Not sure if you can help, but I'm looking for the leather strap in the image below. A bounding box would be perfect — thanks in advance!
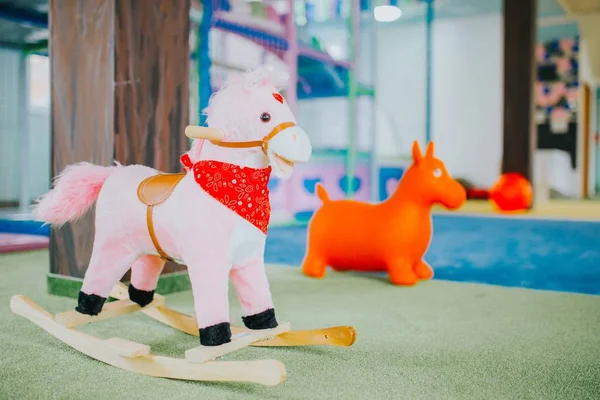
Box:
[210,121,295,154]
[146,205,173,262]
[137,172,186,262]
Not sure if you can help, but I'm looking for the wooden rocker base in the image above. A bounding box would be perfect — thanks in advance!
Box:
[10,283,357,386]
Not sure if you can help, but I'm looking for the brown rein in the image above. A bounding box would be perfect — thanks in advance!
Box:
[209,121,295,155]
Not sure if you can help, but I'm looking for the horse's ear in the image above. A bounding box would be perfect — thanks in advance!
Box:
[244,67,272,91]
[412,140,422,163]
[425,141,435,159]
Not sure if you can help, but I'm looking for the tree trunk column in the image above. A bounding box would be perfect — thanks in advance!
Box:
[501,0,537,182]
[49,0,190,296]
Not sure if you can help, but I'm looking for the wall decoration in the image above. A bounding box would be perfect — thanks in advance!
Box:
[535,36,579,169]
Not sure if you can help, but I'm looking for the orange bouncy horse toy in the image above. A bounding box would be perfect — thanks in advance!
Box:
[301,141,467,285]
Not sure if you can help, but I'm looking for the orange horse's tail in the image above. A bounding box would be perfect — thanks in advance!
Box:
[315,183,330,203]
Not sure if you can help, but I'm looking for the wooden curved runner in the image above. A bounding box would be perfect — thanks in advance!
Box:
[10,282,356,386]
[10,295,286,385]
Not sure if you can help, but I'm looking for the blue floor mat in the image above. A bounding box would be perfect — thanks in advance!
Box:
[265,215,600,295]
[0,217,48,236]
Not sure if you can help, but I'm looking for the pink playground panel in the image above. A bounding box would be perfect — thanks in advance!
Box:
[269,157,370,219]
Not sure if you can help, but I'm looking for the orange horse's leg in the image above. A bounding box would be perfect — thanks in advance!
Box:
[413,259,434,280]
[301,250,328,279]
[387,258,418,286]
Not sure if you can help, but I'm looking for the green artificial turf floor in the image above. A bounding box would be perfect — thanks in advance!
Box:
[1,250,599,399]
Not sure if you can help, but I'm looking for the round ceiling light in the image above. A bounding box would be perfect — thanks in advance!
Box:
[373,5,403,22]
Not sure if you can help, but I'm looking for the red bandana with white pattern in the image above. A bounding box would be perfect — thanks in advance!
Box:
[180,154,272,234]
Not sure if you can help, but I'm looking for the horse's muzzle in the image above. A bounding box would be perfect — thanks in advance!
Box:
[267,124,312,164]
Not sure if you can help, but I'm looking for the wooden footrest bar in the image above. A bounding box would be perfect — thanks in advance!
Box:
[185,322,292,363]
[55,297,165,328]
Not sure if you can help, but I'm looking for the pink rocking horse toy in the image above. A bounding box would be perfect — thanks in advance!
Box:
[28,68,356,369]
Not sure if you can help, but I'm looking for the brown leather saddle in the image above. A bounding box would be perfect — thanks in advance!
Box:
[137,172,186,262]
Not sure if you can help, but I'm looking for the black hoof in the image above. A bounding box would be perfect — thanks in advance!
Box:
[75,291,106,316]
[199,322,232,346]
[242,308,278,330]
[128,284,155,307]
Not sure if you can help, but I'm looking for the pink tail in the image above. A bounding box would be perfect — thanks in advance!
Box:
[32,162,121,226]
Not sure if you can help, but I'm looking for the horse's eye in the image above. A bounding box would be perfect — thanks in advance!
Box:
[260,112,271,123]
[433,168,442,178]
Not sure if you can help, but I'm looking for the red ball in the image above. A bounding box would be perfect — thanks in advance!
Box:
[489,173,533,212]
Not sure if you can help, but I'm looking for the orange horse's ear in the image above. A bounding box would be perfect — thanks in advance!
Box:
[425,141,435,158]
[412,140,422,163]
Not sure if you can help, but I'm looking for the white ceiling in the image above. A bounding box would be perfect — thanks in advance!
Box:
[385,0,575,39]
[304,0,577,41]
[381,0,567,20]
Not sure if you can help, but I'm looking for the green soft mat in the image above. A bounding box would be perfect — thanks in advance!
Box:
[1,250,599,399]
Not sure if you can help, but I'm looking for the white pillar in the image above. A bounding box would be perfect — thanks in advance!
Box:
[18,53,30,213]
